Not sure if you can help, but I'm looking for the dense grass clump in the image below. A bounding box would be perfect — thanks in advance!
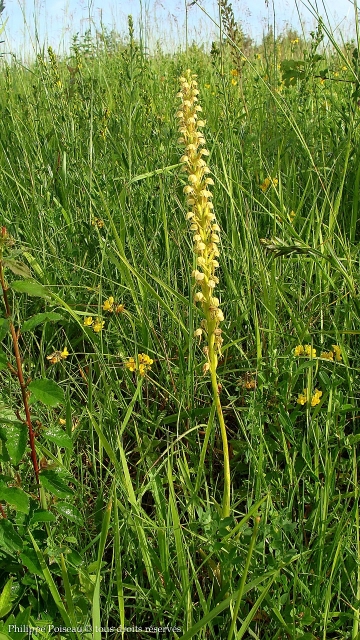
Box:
[0,8,359,639]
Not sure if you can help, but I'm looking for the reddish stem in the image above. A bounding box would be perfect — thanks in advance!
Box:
[0,260,39,486]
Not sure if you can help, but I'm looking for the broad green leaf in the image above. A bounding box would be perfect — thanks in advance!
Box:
[30,509,57,524]
[0,578,14,618]
[20,549,44,577]
[1,488,29,514]
[28,379,65,407]
[0,423,27,466]
[22,312,63,333]
[44,425,72,449]
[2,259,31,279]
[54,502,83,525]
[10,280,50,299]
[0,520,23,554]
[40,469,74,498]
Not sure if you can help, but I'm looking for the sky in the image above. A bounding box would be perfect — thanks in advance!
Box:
[0,0,357,58]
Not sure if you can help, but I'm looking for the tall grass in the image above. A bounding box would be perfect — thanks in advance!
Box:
[0,5,359,639]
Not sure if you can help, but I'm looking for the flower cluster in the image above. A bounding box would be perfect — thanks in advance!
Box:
[46,347,69,364]
[294,344,317,358]
[320,345,342,362]
[84,316,105,333]
[91,217,104,229]
[260,177,278,193]
[102,296,125,314]
[297,388,323,407]
[176,69,223,372]
[125,353,153,377]
[295,344,342,361]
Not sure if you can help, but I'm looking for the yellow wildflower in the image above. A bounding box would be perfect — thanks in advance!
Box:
[311,389,322,406]
[115,304,125,314]
[176,69,224,369]
[46,347,69,364]
[260,177,278,192]
[304,344,317,358]
[332,345,342,361]
[91,217,104,228]
[297,389,308,405]
[231,69,239,77]
[102,296,114,312]
[125,357,136,372]
[84,316,94,327]
[125,353,153,376]
[320,350,334,361]
[93,318,105,333]
[294,345,304,356]
[231,78,237,86]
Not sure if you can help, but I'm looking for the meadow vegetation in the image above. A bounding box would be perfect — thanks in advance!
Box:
[0,3,359,638]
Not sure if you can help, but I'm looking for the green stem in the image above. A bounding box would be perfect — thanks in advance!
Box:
[208,335,231,518]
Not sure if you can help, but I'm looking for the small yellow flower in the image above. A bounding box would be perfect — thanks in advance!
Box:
[102,296,114,312]
[332,345,342,361]
[58,418,66,425]
[294,345,304,356]
[125,353,153,376]
[125,357,136,372]
[204,84,211,89]
[91,217,104,228]
[342,66,347,71]
[84,316,94,327]
[231,78,238,86]
[297,389,308,405]
[311,389,322,407]
[115,304,125,314]
[46,347,69,364]
[255,53,261,60]
[231,69,239,77]
[291,38,299,45]
[93,318,105,333]
[260,177,278,192]
[304,344,317,358]
[320,350,334,361]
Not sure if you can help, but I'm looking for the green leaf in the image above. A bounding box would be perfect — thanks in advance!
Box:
[30,509,57,524]
[0,423,27,466]
[2,259,31,279]
[44,425,72,449]
[28,379,65,407]
[20,549,44,577]
[0,352,8,371]
[10,280,50,299]
[54,502,83,525]
[0,578,14,618]
[7,606,31,640]
[0,520,23,554]
[40,469,74,498]
[22,312,63,333]
[1,488,29,514]
[0,319,9,341]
